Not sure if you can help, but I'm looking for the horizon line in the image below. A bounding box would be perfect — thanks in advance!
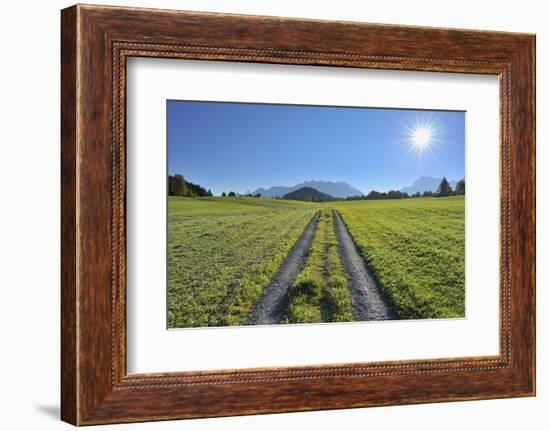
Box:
[168,174,463,196]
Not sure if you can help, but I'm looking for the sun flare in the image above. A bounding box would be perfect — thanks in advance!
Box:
[405,119,438,157]
[412,126,433,149]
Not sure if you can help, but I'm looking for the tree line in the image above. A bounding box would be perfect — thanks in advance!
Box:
[168,174,465,201]
[346,177,465,201]
[168,174,213,197]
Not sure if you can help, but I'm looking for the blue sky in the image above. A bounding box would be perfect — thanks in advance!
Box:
[167,100,465,196]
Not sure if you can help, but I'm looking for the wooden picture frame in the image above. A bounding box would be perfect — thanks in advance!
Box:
[61,4,535,425]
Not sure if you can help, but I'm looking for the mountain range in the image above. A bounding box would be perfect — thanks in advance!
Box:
[253,180,364,199]
[400,176,458,195]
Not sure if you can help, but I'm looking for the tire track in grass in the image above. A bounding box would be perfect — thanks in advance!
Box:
[333,210,397,321]
[286,209,353,324]
[246,211,321,325]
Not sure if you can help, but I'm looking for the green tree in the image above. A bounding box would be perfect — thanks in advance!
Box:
[437,177,453,197]
[228,191,236,197]
[221,192,226,197]
[168,174,186,196]
[455,179,465,195]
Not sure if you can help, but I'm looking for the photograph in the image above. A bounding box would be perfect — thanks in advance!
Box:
[53,3,536,425]
[167,100,466,329]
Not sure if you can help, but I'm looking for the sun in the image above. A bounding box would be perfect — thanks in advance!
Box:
[411,126,433,149]
[404,119,438,157]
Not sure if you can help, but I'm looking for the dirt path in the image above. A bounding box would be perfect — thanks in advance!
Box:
[246,211,321,325]
[332,210,396,321]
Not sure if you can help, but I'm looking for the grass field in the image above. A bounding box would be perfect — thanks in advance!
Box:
[286,209,353,323]
[167,196,317,328]
[334,196,465,319]
[168,195,465,328]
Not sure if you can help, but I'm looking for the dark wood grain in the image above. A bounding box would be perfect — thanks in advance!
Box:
[60,5,77,425]
[61,4,536,425]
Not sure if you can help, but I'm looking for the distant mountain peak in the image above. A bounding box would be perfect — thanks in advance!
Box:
[283,187,335,202]
[252,180,363,199]
[400,176,458,195]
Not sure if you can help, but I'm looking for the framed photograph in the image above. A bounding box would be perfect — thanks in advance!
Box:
[61,4,535,425]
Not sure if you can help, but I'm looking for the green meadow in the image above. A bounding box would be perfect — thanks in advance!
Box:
[336,196,465,319]
[167,195,465,328]
[167,196,317,328]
